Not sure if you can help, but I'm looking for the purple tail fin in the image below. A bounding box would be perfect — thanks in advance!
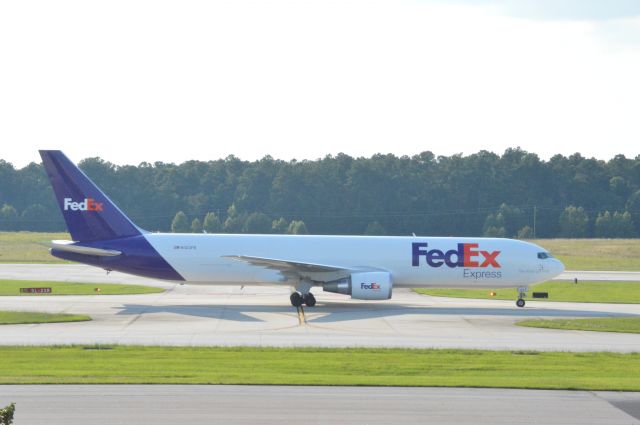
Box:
[40,150,143,242]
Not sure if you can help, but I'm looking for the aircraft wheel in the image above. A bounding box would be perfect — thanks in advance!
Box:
[304,293,316,307]
[290,292,304,307]
[516,299,526,308]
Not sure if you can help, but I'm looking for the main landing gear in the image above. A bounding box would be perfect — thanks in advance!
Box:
[290,291,316,307]
[290,279,316,308]
[516,286,528,308]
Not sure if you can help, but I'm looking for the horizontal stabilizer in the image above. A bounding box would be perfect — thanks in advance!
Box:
[50,240,122,257]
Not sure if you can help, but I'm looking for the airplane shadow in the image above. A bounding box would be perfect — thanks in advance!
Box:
[115,302,638,323]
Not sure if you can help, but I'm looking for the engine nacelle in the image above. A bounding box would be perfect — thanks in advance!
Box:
[323,271,393,300]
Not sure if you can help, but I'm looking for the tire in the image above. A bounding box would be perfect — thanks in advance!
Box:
[516,299,525,308]
[304,293,316,307]
[290,292,303,307]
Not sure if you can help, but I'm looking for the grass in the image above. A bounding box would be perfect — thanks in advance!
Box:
[517,317,640,334]
[531,238,640,271]
[0,346,638,390]
[0,231,70,263]
[0,311,91,325]
[414,281,640,304]
[0,280,164,296]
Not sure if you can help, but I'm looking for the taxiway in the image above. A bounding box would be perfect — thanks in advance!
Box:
[0,264,638,351]
[0,385,639,425]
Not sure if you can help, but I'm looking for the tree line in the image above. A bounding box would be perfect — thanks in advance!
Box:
[1,148,640,238]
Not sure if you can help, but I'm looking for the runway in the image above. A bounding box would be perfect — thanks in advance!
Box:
[0,385,639,425]
[0,264,639,351]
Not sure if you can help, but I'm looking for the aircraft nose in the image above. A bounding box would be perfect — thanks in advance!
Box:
[551,258,565,277]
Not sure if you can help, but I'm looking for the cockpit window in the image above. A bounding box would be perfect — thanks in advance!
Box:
[537,252,554,259]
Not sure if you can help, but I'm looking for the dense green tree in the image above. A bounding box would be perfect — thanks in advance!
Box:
[203,212,222,233]
[364,221,386,236]
[516,226,534,239]
[271,217,289,234]
[496,204,526,237]
[609,176,629,198]
[595,211,634,238]
[619,211,635,237]
[20,204,53,232]
[627,190,640,236]
[483,204,526,238]
[243,212,271,234]
[0,204,18,231]
[484,226,506,238]
[559,206,589,238]
[483,213,505,236]
[287,220,308,235]
[171,211,190,233]
[0,160,18,208]
[191,218,203,233]
[223,204,245,233]
[2,149,640,238]
[595,211,613,238]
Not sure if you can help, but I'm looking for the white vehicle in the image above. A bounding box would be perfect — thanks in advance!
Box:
[41,150,564,308]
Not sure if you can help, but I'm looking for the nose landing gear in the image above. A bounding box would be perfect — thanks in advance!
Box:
[516,286,528,308]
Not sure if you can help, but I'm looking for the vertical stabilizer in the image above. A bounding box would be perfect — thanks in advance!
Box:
[40,150,143,242]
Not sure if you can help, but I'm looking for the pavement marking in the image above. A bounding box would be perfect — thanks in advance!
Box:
[296,305,307,325]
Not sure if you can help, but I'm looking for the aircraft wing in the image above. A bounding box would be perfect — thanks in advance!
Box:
[222,255,352,281]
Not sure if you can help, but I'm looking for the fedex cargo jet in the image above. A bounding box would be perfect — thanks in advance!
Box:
[40,150,564,308]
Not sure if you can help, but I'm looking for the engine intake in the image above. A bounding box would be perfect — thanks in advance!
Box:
[323,271,393,300]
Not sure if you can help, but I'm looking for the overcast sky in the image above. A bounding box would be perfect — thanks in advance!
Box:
[1,0,639,166]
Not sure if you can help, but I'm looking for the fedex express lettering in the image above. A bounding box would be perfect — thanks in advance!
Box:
[412,242,501,268]
[63,198,103,212]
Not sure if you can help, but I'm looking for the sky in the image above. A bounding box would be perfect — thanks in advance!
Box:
[1,0,639,166]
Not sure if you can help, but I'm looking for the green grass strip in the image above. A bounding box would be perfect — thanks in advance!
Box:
[0,280,164,296]
[414,281,640,304]
[0,311,91,325]
[0,231,71,263]
[0,346,638,390]
[531,238,640,271]
[517,317,640,334]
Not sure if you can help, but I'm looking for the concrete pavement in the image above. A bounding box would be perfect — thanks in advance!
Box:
[0,385,638,425]
[0,265,639,351]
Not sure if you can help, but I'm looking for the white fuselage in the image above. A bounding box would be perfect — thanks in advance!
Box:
[145,234,564,288]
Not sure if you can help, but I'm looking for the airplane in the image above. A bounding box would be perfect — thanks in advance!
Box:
[40,150,565,308]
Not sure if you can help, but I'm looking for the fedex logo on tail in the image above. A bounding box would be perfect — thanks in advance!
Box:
[412,242,500,268]
[63,198,103,212]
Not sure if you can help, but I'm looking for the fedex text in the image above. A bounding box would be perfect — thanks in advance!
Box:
[63,198,104,212]
[412,242,501,268]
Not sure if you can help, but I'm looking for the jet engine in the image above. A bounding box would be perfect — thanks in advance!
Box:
[322,271,393,300]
